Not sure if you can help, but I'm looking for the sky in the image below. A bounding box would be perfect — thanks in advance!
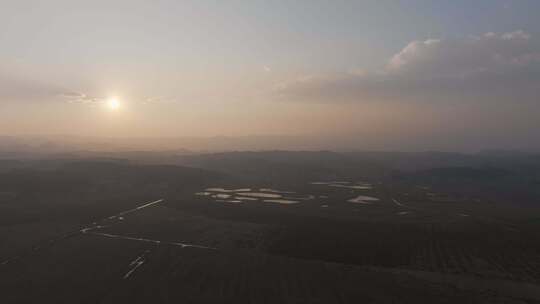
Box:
[1,0,540,151]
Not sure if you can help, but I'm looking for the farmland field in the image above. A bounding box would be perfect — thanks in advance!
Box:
[1,151,540,303]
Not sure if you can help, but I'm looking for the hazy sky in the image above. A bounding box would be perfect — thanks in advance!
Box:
[1,0,540,151]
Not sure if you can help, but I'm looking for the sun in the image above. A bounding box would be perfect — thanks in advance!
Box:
[107,97,120,110]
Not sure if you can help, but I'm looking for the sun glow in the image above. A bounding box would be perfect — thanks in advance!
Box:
[107,97,120,110]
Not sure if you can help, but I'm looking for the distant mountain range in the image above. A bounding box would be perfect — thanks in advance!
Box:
[1,135,538,159]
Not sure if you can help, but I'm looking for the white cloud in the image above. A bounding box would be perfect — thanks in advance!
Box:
[0,69,103,105]
[277,31,540,103]
[0,71,64,102]
[143,96,177,104]
[60,92,106,105]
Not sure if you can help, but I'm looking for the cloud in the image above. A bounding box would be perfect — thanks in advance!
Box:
[276,31,540,103]
[0,68,101,105]
[0,72,65,102]
[60,92,106,104]
[0,68,170,106]
[142,96,177,104]
[61,93,178,106]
